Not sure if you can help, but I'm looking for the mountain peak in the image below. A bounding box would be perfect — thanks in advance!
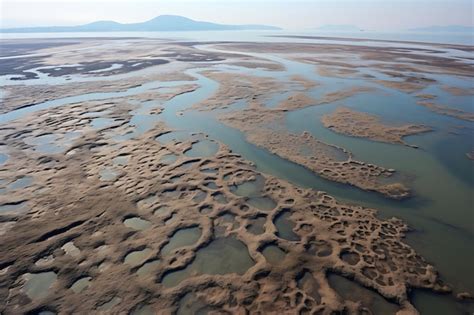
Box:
[147,15,194,22]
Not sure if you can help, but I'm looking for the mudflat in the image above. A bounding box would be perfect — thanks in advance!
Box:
[0,36,473,314]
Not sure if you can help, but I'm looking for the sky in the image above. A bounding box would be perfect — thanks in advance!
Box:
[1,0,473,31]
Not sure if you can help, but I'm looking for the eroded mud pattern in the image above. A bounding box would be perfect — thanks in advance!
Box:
[0,37,473,314]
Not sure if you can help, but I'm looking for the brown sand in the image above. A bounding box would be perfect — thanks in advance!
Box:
[277,92,317,111]
[375,80,426,93]
[316,87,375,105]
[441,85,474,96]
[322,107,432,147]
[192,71,284,111]
[417,101,474,122]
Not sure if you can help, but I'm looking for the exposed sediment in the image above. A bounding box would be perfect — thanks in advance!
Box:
[248,130,410,199]
[1,66,196,115]
[315,86,375,105]
[375,80,426,93]
[0,92,449,314]
[193,71,284,111]
[441,85,474,96]
[212,42,474,77]
[219,106,410,199]
[322,107,432,147]
[417,101,474,122]
[0,38,471,315]
[277,92,317,111]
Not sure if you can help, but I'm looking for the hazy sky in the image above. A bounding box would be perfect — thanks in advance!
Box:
[1,0,473,30]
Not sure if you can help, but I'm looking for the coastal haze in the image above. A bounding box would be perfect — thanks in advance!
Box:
[0,1,473,315]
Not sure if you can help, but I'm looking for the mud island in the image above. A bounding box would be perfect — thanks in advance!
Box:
[322,107,432,148]
[0,36,473,315]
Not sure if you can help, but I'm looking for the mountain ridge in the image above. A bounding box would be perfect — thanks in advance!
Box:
[0,15,281,33]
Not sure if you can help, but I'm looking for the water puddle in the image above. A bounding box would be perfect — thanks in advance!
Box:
[274,210,300,241]
[230,175,265,197]
[71,276,91,293]
[199,205,213,215]
[261,244,286,265]
[161,237,254,287]
[153,205,169,216]
[156,131,193,144]
[184,140,219,157]
[0,201,28,213]
[297,271,321,303]
[212,192,227,204]
[124,248,152,267]
[161,227,201,256]
[99,168,119,181]
[24,134,63,154]
[23,271,57,300]
[247,216,266,235]
[0,153,8,164]
[137,195,158,210]
[160,153,178,165]
[7,176,33,190]
[328,273,399,314]
[113,155,129,166]
[136,260,160,278]
[90,117,116,129]
[247,196,276,211]
[124,217,151,231]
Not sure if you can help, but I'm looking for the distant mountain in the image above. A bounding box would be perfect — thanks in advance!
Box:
[314,25,362,32]
[408,25,474,33]
[0,15,281,33]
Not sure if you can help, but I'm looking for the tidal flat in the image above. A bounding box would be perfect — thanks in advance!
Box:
[0,36,473,314]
